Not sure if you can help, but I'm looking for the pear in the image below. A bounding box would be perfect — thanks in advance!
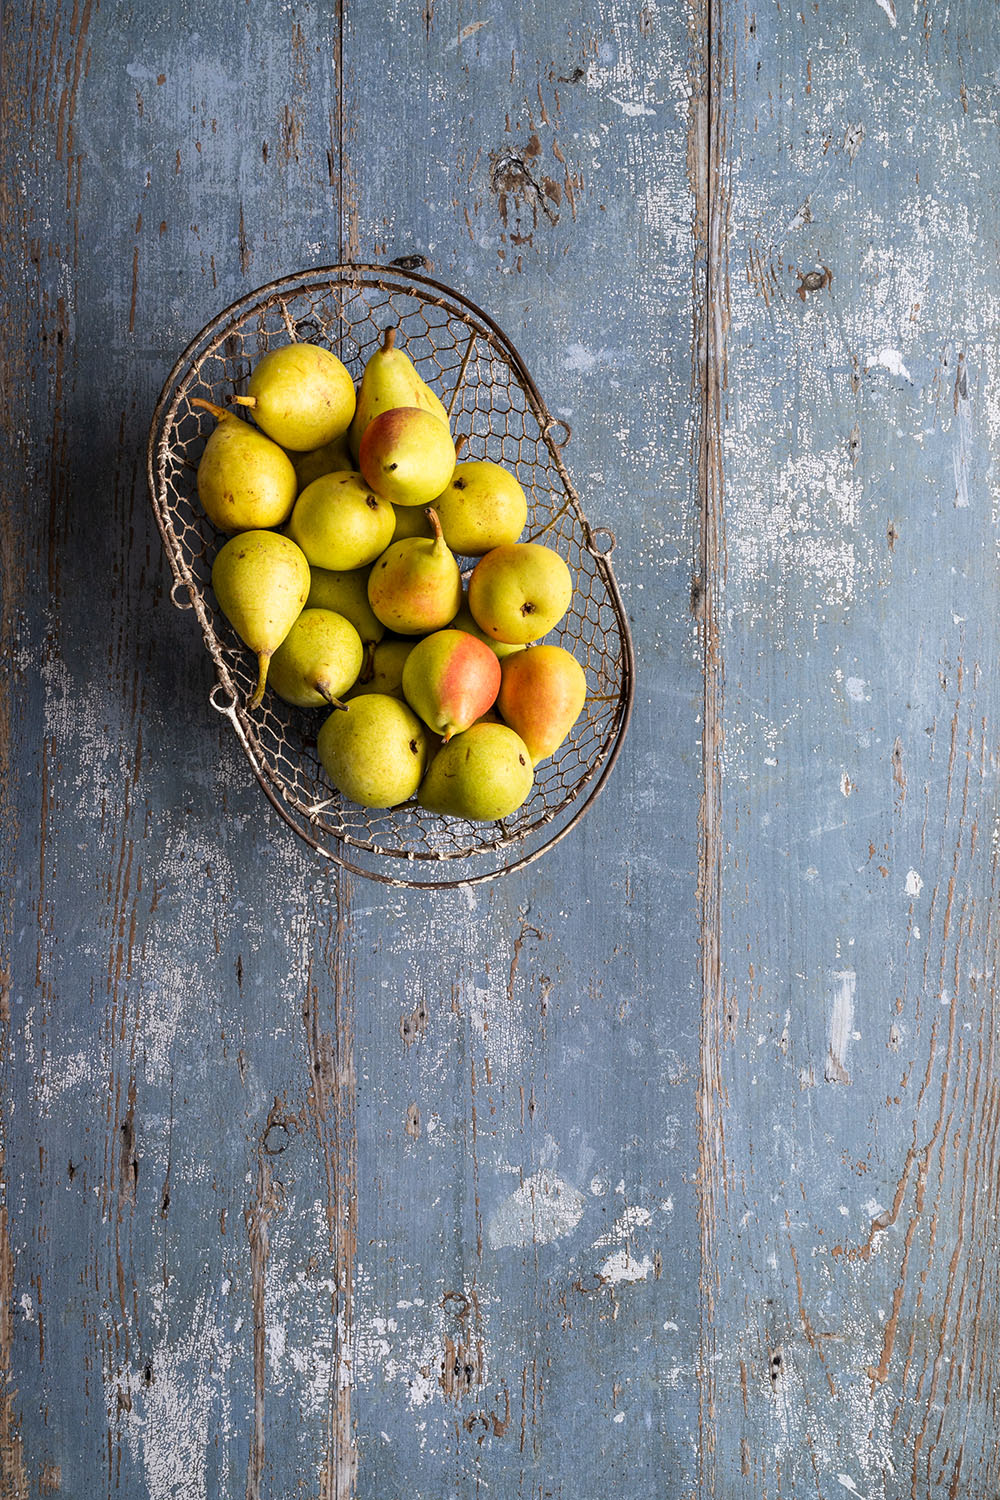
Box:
[468,542,573,645]
[497,645,587,762]
[367,508,462,635]
[317,693,429,809]
[391,504,433,542]
[291,434,355,493]
[348,638,416,700]
[418,722,533,822]
[235,342,355,452]
[434,458,527,556]
[359,407,456,508]
[306,566,384,647]
[349,326,450,459]
[401,630,501,742]
[192,400,297,532]
[211,530,310,708]
[449,597,526,661]
[267,608,364,710]
[288,472,395,571]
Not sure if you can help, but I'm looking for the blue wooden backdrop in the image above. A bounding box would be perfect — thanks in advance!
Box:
[1,0,998,1496]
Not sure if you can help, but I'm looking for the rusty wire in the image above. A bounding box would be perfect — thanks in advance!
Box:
[147,265,634,887]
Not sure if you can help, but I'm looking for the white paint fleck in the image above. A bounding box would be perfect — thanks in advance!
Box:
[872,0,896,27]
[845,676,867,702]
[613,1410,626,1423]
[599,1250,654,1284]
[867,346,910,380]
[904,868,923,896]
[563,343,598,372]
[606,95,657,117]
[488,1170,586,1248]
[826,971,856,1085]
[590,1174,609,1195]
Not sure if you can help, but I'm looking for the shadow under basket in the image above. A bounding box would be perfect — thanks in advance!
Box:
[147,263,635,888]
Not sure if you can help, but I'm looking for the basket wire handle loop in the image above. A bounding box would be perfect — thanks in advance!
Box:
[448,331,478,418]
[209,680,239,717]
[170,577,197,611]
[584,524,617,558]
[544,417,572,448]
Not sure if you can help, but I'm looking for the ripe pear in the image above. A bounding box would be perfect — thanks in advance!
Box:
[359,407,456,508]
[288,472,395,571]
[418,722,533,822]
[348,638,416,700]
[267,608,364,710]
[434,459,527,556]
[211,531,310,708]
[192,400,297,532]
[317,693,429,809]
[497,645,587,762]
[449,597,526,661]
[348,326,450,459]
[391,504,433,542]
[468,542,573,645]
[367,508,462,635]
[306,566,384,647]
[401,630,501,742]
[291,434,355,493]
[235,343,355,452]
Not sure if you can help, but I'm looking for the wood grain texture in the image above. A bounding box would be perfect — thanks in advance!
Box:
[703,0,1000,1494]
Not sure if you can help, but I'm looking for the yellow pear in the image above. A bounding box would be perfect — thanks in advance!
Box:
[418,723,533,821]
[497,645,587,761]
[235,343,355,451]
[317,693,429,808]
[348,326,450,459]
[192,400,297,532]
[211,531,310,708]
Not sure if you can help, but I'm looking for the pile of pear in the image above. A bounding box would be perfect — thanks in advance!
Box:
[193,328,588,824]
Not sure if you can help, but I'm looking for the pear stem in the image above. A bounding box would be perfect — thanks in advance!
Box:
[233,395,257,408]
[382,326,397,353]
[320,691,349,712]
[425,507,445,551]
[249,652,270,710]
[191,398,233,423]
[358,640,376,684]
[453,434,468,459]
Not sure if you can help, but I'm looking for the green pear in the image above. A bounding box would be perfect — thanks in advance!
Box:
[306,566,384,647]
[211,530,310,708]
[401,630,502,741]
[449,597,526,660]
[267,608,364,710]
[418,722,533,821]
[192,400,297,532]
[391,504,433,542]
[359,407,456,508]
[291,434,355,493]
[468,542,573,644]
[497,645,587,762]
[235,342,355,452]
[347,637,416,700]
[288,472,395,571]
[348,326,450,459]
[434,458,527,556]
[367,508,462,635]
[317,693,429,808]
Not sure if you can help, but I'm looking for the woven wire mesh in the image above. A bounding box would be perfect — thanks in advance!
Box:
[147,265,634,887]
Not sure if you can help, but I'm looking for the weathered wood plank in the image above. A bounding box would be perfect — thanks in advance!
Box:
[703,0,1000,1493]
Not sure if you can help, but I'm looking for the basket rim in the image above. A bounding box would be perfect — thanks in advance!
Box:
[146,262,636,888]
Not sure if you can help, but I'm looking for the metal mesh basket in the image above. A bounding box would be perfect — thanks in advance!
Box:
[147,264,634,887]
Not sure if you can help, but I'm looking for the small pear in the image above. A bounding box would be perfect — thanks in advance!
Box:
[193,400,297,532]
[268,609,364,710]
[391,504,433,542]
[359,407,456,508]
[348,638,416,700]
[449,597,526,660]
[288,472,395,571]
[212,531,310,708]
[317,693,429,808]
[418,723,533,822]
[401,630,502,741]
[497,645,587,762]
[235,343,355,452]
[434,456,527,556]
[306,566,385,647]
[349,326,450,459]
[291,434,355,493]
[468,542,573,644]
[367,508,462,635]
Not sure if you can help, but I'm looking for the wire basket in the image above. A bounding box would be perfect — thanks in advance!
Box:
[147,264,634,888]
